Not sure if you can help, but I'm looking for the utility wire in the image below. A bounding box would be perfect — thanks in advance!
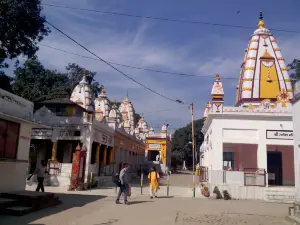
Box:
[43,19,184,104]
[39,43,295,82]
[41,3,300,34]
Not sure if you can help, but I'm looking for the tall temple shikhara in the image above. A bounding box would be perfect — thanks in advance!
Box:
[236,11,293,107]
[200,12,295,192]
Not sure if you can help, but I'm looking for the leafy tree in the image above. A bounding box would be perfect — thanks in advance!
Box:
[288,59,300,86]
[0,0,49,69]
[171,119,204,167]
[0,72,14,93]
[65,63,101,97]
[13,58,68,102]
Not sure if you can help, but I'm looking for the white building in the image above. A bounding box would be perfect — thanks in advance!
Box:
[0,88,41,193]
[200,12,295,191]
[30,75,148,187]
[292,81,300,217]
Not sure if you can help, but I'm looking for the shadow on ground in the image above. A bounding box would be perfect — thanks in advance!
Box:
[0,192,107,225]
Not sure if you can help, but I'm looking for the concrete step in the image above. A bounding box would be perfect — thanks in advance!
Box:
[264,188,295,203]
[0,198,18,211]
[3,206,34,216]
[0,191,62,216]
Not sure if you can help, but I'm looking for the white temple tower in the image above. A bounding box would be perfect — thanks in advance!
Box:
[236,11,293,107]
[70,73,94,112]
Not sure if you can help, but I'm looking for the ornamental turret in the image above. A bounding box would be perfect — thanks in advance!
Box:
[94,87,111,122]
[210,74,224,113]
[119,93,135,134]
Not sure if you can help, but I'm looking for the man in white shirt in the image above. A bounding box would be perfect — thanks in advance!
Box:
[27,160,48,192]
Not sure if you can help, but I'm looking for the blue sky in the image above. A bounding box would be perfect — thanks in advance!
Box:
[4,0,300,132]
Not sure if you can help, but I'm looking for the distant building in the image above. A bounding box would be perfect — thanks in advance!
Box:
[0,88,42,193]
[145,124,172,174]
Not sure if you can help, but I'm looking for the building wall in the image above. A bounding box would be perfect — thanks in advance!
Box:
[223,144,257,171]
[206,116,293,171]
[0,88,33,121]
[292,82,300,200]
[114,130,145,172]
[0,122,33,193]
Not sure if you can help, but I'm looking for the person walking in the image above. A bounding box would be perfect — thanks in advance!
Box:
[27,160,48,192]
[148,167,160,199]
[116,163,130,205]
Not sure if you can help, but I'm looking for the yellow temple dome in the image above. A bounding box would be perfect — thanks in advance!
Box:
[235,11,293,107]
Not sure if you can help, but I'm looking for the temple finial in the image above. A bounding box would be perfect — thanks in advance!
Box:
[215,74,220,81]
[258,11,265,29]
[83,70,86,81]
[259,11,263,20]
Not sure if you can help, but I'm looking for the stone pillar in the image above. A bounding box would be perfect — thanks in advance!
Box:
[95,144,100,164]
[51,142,58,161]
[103,146,107,166]
[110,148,114,164]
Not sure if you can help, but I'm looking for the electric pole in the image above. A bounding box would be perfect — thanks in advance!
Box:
[189,103,196,198]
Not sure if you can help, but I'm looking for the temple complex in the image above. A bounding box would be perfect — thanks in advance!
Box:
[200,12,295,200]
[29,75,156,188]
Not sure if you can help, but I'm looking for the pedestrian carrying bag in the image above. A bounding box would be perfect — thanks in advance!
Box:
[112,173,121,187]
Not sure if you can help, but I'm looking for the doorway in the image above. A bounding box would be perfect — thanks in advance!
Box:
[267,151,283,186]
[148,150,160,161]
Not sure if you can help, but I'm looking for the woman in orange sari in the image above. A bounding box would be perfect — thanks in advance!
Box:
[148,167,160,199]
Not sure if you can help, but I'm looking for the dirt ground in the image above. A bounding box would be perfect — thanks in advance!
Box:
[0,188,291,225]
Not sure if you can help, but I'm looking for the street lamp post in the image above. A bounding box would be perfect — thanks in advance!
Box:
[189,103,196,198]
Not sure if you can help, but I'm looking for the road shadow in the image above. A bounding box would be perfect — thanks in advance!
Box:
[94,219,119,225]
[0,191,107,225]
[129,201,152,205]
[157,196,174,199]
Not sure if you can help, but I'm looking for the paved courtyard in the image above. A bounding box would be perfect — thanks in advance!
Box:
[0,187,292,225]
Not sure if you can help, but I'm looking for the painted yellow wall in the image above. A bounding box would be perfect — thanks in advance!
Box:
[260,62,280,98]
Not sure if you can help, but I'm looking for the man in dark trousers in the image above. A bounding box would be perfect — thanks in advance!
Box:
[27,160,48,192]
[116,163,130,205]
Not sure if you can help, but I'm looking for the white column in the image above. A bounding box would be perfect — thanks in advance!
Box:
[257,143,267,170]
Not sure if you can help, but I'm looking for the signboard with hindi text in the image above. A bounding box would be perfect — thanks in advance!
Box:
[148,144,161,149]
[266,130,293,140]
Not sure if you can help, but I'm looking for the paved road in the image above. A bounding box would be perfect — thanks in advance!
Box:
[1,188,291,225]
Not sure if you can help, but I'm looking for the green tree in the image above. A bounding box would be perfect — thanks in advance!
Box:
[0,0,49,69]
[13,58,69,102]
[288,59,300,86]
[0,72,14,93]
[171,119,205,166]
[65,63,101,97]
